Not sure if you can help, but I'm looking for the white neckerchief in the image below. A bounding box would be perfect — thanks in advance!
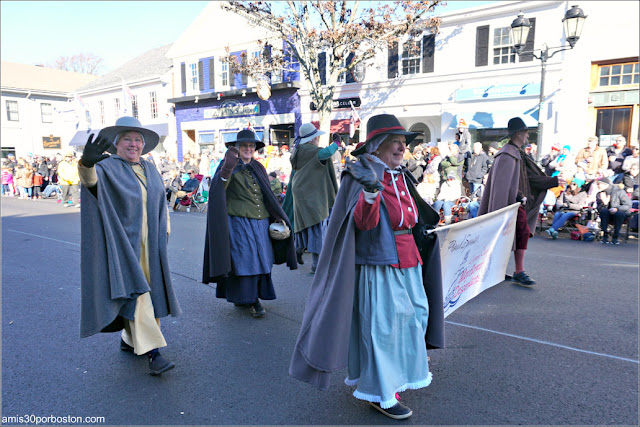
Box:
[363,154,418,228]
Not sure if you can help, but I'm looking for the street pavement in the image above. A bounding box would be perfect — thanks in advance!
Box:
[2,196,638,426]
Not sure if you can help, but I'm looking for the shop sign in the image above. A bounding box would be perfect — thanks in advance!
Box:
[204,99,260,119]
[42,135,61,149]
[310,97,361,111]
[456,83,541,101]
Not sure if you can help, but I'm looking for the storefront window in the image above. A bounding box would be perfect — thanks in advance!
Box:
[199,133,216,145]
[596,107,631,143]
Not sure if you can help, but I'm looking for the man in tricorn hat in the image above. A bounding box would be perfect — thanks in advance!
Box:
[78,116,181,375]
[478,117,564,286]
[202,128,297,318]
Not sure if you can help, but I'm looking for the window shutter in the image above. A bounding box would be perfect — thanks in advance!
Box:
[345,52,355,83]
[198,61,204,91]
[388,41,399,78]
[263,44,272,80]
[209,58,215,89]
[475,25,490,67]
[422,34,435,73]
[241,52,248,86]
[520,18,536,62]
[180,62,186,94]
[318,52,326,85]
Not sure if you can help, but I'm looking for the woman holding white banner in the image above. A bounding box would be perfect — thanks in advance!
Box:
[289,114,444,421]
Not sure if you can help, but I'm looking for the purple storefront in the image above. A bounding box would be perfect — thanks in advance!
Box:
[170,83,302,161]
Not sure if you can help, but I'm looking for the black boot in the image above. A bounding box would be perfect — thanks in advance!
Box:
[296,248,305,265]
[148,350,175,375]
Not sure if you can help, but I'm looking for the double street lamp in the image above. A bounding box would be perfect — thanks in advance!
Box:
[510,5,587,163]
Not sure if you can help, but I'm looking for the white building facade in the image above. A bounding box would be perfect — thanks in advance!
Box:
[1,62,97,158]
[298,0,639,154]
[166,2,302,161]
[70,45,175,155]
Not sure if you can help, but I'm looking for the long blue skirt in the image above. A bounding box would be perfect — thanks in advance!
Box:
[294,213,330,254]
[215,216,276,304]
[345,264,431,409]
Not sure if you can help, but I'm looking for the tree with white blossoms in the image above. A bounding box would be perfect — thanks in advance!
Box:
[220,1,442,145]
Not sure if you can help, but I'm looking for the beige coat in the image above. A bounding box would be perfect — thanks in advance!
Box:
[574,147,608,176]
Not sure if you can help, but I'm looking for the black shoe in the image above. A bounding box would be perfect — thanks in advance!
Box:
[611,238,620,245]
[310,265,316,274]
[296,251,304,265]
[250,301,266,318]
[120,338,134,352]
[512,271,536,287]
[148,351,175,376]
[369,401,412,420]
[601,235,610,244]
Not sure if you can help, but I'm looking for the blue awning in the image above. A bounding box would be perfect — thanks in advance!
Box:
[69,123,169,146]
[449,109,539,130]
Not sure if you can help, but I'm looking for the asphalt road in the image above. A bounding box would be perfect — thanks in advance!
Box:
[2,196,638,426]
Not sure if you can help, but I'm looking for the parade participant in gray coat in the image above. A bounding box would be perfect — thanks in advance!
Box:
[78,116,181,376]
[478,117,563,287]
[290,114,444,421]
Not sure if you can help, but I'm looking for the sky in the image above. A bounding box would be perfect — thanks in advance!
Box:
[1,1,497,75]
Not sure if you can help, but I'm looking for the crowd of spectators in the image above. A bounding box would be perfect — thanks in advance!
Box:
[3,132,638,244]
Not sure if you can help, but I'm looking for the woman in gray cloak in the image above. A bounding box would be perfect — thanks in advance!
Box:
[78,116,181,376]
[289,114,445,420]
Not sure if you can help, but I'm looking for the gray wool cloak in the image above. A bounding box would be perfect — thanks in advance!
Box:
[289,160,445,391]
[478,142,558,239]
[80,156,181,338]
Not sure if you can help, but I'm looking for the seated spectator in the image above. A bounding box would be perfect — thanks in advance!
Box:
[423,146,443,187]
[549,145,575,178]
[416,171,439,205]
[432,171,462,225]
[595,177,632,245]
[623,162,639,200]
[621,143,639,172]
[541,143,562,175]
[606,136,629,183]
[439,144,464,182]
[169,169,200,210]
[545,181,588,239]
[575,136,608,180]
[405,146,427,182]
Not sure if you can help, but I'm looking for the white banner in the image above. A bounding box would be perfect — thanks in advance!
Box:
[433,203,520,318]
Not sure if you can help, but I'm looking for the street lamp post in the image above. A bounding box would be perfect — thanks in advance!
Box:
[510,5,587,163]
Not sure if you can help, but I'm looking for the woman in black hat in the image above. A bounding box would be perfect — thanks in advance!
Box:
[290,114,444,420]
[202,129,297,318]
[78,116,181,376]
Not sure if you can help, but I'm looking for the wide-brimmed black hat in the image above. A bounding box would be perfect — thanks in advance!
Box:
[225,129,265,150]
[352,114,419,156]
[506,117,528,137]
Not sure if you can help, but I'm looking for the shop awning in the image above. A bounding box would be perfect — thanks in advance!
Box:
[69,123,169,147]
[449,108,539,130]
